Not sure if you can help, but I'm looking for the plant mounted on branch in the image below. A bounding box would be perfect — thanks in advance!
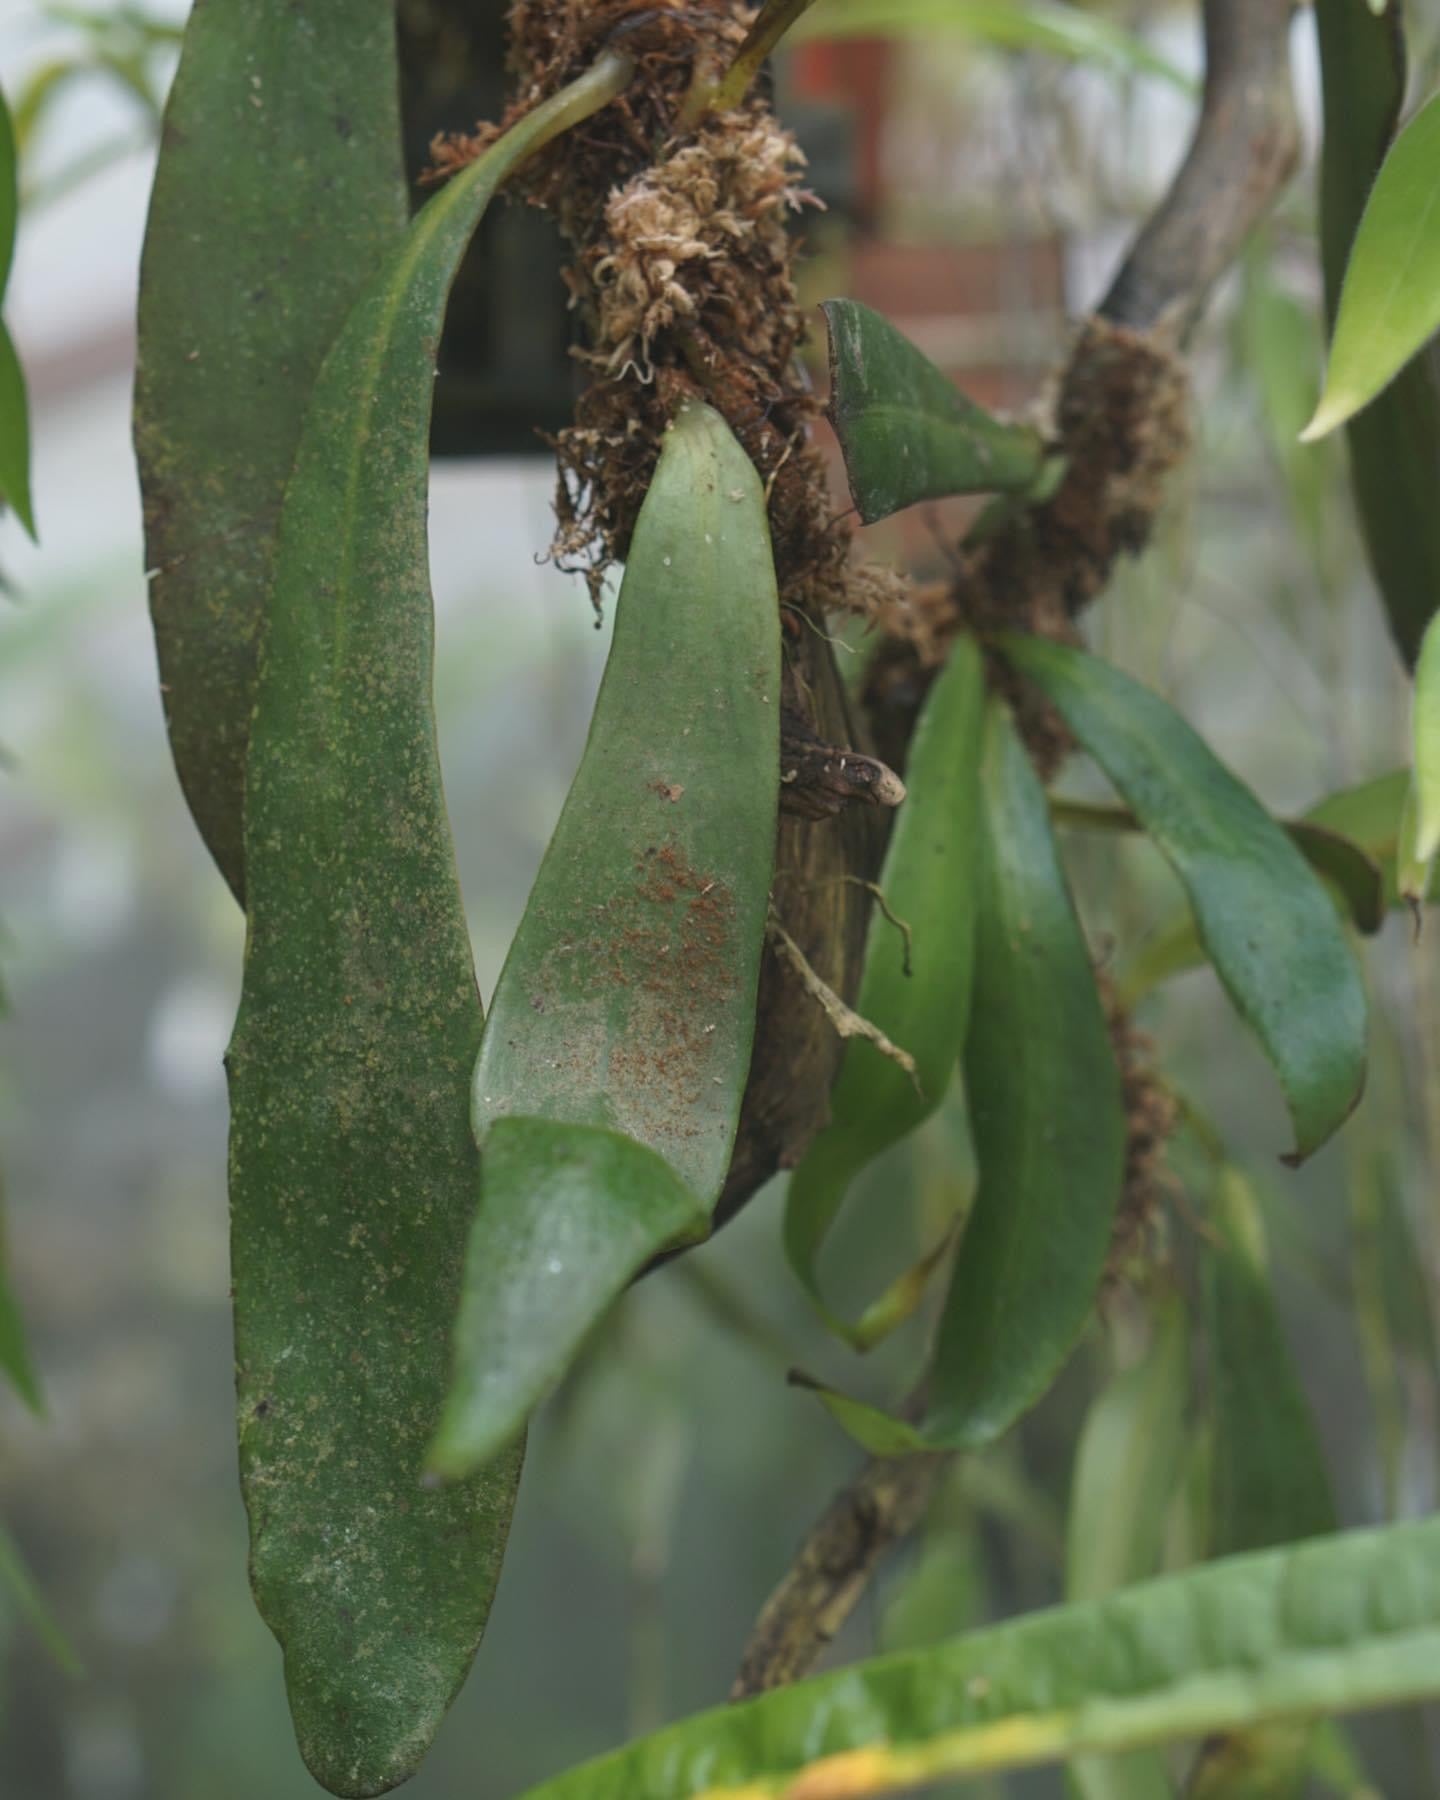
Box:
[121,0,1440,1795]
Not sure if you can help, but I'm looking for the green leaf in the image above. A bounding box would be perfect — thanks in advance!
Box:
[1191,1172,1337,1799]
[0,1195,42,1415]
[512,1515,1440,1799]
[784,634,984,1340]
[1313,0,1440,666]
[1051,800,1386,938]
[1207,1170,1336,1558]
[0,320,35,540]
[225,55,632,1798]
[1001,639,1367,1164]
[1411,613,1440,863]
[134,0,411,902]
[1067,1303,1189,1606]
[790,0,1195,94]
[0,1518,80,1677]
[427,1119,704,1480]
[470,400,778,1200]
[822,301,1049,524]
[1065,1304,1188,1800]
[803,705,1124,1454]
[1,83,16,295]
[1304,90,1440,443]
[431,399,779,1480]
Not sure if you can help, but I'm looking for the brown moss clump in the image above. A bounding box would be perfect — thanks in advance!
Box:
[1100,975,1179,1292]
[427,1,862,623]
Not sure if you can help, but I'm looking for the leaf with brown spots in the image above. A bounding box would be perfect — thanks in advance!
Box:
[429,401,780,1480]
[226,57,633,1797]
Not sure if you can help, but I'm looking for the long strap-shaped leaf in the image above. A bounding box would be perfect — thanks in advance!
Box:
[784,635,984,1345]
[1000,637,1367,1164]
[801,704,1125,1454]
[428,401,781,1480]
[134,0,410,901]
[514,1514,1440,1800]
[227,55,633,1800]
[1311,0,1440,668]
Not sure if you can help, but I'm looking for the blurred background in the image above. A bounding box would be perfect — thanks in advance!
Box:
[3,2,1440,1795]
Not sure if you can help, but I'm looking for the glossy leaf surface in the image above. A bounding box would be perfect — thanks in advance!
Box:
[784,635,984,1340]
[226,60,631,1798]
[428,1118,704,1478]
[791,0,1193,92]
[134,0,409,900]
[515,1516,1440,1800]
[1051,800,1385,938]
[1314,0,1440,666]
[1305,90,1440,444]
[470,399,780,1200]
[804,706,1124,1454]
[1002,638,1367,1163]
[823,300,1048,523]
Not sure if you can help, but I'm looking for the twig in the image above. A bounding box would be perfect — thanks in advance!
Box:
[1101,0,1300,342]
[769,918,921,1094]
[731,1446,947,1699]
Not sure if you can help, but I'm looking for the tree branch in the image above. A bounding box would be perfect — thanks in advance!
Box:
[731,1448,947,1699]
[1101,0,1300,341]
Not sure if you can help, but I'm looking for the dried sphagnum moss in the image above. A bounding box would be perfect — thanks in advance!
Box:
[430,0,874,623]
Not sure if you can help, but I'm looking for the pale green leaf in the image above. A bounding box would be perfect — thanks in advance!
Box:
[1305,89,1440,442]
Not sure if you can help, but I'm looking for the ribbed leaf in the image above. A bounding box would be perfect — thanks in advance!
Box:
[429,400,780,1479]
[226,58,631,1799]
[1313,0,1440,666]
[791,0,1194,93]
[1002,638,1367,1164]
[1305,90,1440,444]
[514,1515,1440,1799]
[823,300,1049,524]
[784,635,984,1343]
[134,0,410,901]
[803,705,1124,1454]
